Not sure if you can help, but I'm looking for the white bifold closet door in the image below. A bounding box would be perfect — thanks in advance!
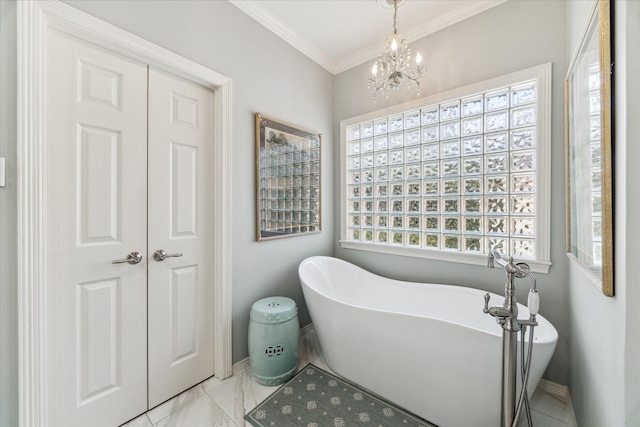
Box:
[46,29,214,427]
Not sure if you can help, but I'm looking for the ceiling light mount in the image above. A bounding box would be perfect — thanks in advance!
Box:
[376,0,407,11]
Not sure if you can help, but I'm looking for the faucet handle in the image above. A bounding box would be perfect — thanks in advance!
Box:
[483,293,490,313]
[515,262,530,278]
[487,253,495,268]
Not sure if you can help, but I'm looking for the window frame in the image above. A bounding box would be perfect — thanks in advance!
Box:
[339,63,552,273]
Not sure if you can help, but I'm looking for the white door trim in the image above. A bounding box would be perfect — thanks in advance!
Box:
[17,1,233,425]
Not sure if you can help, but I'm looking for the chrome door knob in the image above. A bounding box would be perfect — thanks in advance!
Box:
[112,252,143,265]
[153,249,183,262]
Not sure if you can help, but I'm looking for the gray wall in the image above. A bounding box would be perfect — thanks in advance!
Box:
[567,0,640,425]
[0,0,18,426]
[0,1,333,424]
[334,0,570,386]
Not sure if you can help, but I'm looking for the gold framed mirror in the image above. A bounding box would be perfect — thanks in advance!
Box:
[255,113,322,241]
[565,0,614,296]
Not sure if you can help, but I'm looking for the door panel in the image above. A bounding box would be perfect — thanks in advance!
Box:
[147,69,215,408]
[78,124,121,244]
[76,278,121,404]
[169,265,198,364]
[46,30,148,427]
[171,141,198,237]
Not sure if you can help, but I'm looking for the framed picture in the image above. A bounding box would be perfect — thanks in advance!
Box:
[255,113,322,241]
[565,0,613,296]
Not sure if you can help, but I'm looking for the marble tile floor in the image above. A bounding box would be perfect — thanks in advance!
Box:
[122,328,572,427]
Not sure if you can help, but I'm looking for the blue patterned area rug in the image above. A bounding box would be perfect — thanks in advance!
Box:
[245,364,437,427]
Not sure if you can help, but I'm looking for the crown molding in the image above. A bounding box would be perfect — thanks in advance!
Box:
[334,0,508,74]
[404,0,508,44]
[230,0,507,76]
[229,0,336,74]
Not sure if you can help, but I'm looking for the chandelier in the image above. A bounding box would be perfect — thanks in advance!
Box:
[368,0,425,102]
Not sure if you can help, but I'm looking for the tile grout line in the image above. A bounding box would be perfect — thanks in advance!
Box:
[204,388,239,426]
[530,408,570,426]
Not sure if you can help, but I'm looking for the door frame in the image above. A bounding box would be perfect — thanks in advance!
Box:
[17,1,233,425]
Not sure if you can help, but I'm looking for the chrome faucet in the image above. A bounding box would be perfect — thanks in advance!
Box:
[484,248,539,427]
[483,249,528,331]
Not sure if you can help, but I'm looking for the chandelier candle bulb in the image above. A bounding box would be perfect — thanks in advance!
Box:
[416,51,422,64]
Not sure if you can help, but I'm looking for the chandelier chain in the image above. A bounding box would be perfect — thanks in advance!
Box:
[393,0,398,35]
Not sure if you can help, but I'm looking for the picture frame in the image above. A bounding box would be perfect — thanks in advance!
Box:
[255,113,322,241]
[565,0,614,296]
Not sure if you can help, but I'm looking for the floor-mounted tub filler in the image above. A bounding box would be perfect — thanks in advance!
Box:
[484,249,543,427]
[298,256,557,427]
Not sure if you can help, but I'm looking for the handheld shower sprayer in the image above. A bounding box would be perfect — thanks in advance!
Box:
[527,275,539,317]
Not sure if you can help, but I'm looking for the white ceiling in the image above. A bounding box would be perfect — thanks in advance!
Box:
[229,0,508,75]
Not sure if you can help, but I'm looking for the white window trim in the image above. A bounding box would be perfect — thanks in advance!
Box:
[339,63,552,274]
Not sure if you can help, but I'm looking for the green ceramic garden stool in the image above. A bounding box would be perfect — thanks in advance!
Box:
[248,296,300,386]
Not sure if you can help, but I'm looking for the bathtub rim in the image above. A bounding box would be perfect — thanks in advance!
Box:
[299,255,558,345]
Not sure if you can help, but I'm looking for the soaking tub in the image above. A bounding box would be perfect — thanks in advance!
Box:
[298,256,558,427]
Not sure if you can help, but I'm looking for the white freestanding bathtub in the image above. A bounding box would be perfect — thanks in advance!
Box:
[298,256,558,427]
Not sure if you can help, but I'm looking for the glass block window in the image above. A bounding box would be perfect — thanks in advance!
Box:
[341,65,551,270]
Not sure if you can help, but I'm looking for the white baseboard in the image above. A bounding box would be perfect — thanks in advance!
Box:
[232,357,251,376]
[300,322,315,335]
[537,379,568,401]
[537,379,577,426]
